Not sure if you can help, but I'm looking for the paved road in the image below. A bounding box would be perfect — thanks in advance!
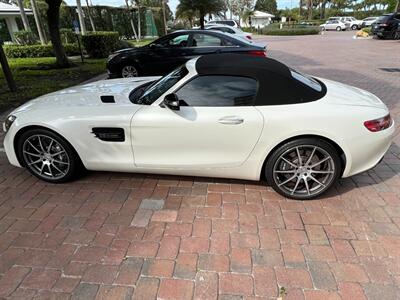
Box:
[0,31,399,299]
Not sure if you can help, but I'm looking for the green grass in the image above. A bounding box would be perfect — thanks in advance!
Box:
[0,57,106,113]
[127,38,155,47]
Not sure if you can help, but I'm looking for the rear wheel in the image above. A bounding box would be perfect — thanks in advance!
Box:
[265,138,342,200]
[121,65,139,78]
[336,26,342,31]
[351,24,358,30]
[17,128,82,183]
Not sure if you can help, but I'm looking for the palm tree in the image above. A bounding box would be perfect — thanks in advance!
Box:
[85,0,96,31]
[76,0,86,35]
[176,5,197,28]
[177,0,225,29]
[16,0,30,30]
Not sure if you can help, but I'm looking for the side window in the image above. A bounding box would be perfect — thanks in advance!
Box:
[176,76,258,107]
[159,34,189,48]
[192,33,223,47]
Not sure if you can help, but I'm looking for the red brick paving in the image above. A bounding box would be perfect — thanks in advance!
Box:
[0,31,399,299]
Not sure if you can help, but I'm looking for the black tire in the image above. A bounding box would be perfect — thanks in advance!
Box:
[120,64,140,78]
[265,138,342,200]
[336,26,342,31]
[16,128,83,183]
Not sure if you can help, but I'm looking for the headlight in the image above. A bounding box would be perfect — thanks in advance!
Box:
[3,115,16,133]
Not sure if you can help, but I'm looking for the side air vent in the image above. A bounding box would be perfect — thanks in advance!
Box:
[100,95,115,103]
[92,128,125,142]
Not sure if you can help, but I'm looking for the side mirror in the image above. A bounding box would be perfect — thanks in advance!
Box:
[163,93,180,111]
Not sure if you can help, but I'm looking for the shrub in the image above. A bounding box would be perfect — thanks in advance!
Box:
[81,31,120,58]
[14,30,39,45]
[60,28,77,44]
[116,40,133,50]
[260,27,320,36]
[362,27,371,34]
[4,44,80,58]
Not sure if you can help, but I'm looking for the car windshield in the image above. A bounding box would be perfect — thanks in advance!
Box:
[377,15,391,22]
[290,69,322,92]
[134,66,189,105]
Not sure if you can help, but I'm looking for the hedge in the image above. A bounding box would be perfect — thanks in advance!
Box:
[260,27,320,36]
[81,31,120,58]
[4,44,80,58]
[14,30,39,45]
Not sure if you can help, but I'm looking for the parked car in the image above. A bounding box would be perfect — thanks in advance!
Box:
[320,20,348,31]
[205,24,253,40]
[3,54,394,200]
[328,16,362,30]
[106,30,266,78]
[206,19,240,28]
[361,17,379,27]
[371,13,400,39]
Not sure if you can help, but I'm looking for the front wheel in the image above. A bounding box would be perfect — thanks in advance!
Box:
[17,128,83,183]
[336,26,342,31]
[265,138,342,200]
[351,25,358,30]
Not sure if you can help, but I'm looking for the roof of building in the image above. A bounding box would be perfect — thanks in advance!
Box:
[195,54,326,105]
[253,10,275,18]
[0,2,32,16]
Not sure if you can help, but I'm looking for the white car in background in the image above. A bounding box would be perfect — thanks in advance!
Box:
[320,20,348,31]
[2,54,394,200]
[342,17,363,30]
[206,19,240,28]
[206,24,253,41]
[361,17,379,27]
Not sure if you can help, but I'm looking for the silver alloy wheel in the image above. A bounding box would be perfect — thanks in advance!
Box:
[336,26,342,31]
[272,145,335,197]
[22,134,70,180]
[121,65,138,78]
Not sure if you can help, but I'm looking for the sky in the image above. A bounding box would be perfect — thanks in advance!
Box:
[64,0,295,14]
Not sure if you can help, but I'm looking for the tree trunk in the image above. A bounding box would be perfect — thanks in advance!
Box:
[17,0,30,30]
[162,0,167,35]
[299,0,302,16]
[396,0,400,12]
[320,0,326,19]
[124,0,138,41]
[85,0,96,31]
[45,0,70,68]
[76,0,87,35]
[307,0,313,20]
[199,13,205,29]
[31,0,46,45]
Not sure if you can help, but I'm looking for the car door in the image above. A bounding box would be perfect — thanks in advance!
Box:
[143,33,192,75]
[188,32,233,57]
[131,75,264,169]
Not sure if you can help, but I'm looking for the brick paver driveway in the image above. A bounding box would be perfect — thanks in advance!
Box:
[0,31,399,299]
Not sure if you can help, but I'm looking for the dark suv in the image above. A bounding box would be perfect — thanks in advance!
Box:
[371,13,400,39]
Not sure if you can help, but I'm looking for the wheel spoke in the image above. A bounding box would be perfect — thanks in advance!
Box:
[309,175,326,187]
[47,164,53,177]
[278,174,297,187]
[309,156,330,168]
[304,178,311,195]
[37,136,45,152]
[274,170,296,174]
[281,157,298,168]
[28,158,42,166]
[24,151,41,157]
[311,170,334,174]
[47,140,54,153]
[290,177,302,195]
[51,150,66,157]
[39,163,45,174]
[53,159,68,165]
[51,163,66,175]
[305,147,316,166]
[296,147,303,166]
[27,141,41,153]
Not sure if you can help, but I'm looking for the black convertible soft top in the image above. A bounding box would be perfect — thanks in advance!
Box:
[196,54,327,105]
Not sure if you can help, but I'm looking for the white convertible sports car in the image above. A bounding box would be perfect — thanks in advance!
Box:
[3,54,394,200]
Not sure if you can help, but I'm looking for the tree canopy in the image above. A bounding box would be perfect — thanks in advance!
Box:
[177,0,225,28]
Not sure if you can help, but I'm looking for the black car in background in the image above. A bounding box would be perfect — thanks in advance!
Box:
[371,13,400,39]
[106,30,267,78]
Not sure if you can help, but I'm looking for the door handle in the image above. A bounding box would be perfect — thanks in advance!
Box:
[218,116,244,125]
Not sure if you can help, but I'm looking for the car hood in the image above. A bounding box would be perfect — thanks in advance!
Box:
[11,77,160,114]
[319,77,387,109]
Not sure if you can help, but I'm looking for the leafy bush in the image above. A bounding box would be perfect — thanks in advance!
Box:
[4,44,80,58]
[260,27,320,36]
[362,27,371,34]
[14,30,39,45]
[81,31,120,58]
[60,28,77,44]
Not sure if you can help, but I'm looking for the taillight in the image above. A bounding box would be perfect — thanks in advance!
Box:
[364,114,392,132]
[248,50,267,57]
[246,35,252,40]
